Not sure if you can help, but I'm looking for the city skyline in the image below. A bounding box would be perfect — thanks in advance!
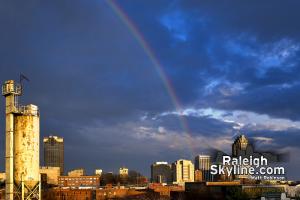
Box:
[0,0,300,180]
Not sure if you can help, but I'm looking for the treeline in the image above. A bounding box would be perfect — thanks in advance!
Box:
[100,170,148,186]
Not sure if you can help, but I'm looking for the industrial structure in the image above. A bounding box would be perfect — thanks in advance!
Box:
[2,80,41,200]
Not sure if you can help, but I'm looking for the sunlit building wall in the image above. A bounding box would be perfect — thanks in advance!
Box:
[44,135,64,174]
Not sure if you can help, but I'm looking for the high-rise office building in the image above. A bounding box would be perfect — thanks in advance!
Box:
[194,155,213,181]
[195,155,211,170]
[95,169,103,176]
[232,135,256,180]
[172,159,194,184]
[119,167,129,176]
[231,134,278,182]
[232,134,254,157]
[43,136,64,174]
[151,162,172,184]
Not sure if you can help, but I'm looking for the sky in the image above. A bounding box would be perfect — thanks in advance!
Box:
[0,0,300,179]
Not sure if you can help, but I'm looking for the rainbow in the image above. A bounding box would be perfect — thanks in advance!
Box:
[106,0,205,157]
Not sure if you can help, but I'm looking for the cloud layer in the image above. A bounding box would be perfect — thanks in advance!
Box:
[0,0,299,179]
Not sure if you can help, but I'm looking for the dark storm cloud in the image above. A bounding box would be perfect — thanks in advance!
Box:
[0,0,300,178]
[200,83,300,121]
[242,128,300,150]
[0,0,175,173]
[117,0,300,116]
[179,0,300,40]
[0,0,177,124]
[151,113,235,137]
[139,111,300,178]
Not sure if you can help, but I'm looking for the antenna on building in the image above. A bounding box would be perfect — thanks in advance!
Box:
[16,73,29,103]
[19,73,30,87]
[20,73,30,94]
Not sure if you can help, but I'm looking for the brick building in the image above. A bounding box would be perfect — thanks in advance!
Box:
[43,189,95,200]
[40,166,61,185]
[58,176,100,188]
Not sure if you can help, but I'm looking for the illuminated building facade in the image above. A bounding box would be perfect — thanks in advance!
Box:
[44,135,64,174]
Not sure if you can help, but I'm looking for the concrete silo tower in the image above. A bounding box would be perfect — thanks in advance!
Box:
[2,80,41,200]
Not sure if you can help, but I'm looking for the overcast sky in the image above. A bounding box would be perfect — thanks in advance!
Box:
[0,0,300,179]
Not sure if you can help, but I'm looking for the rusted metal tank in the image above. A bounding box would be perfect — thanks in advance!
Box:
[14,104,40,188]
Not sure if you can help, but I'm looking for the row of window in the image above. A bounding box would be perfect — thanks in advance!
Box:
[59,177,98,181]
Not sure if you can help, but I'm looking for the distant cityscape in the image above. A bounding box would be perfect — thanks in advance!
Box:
[2,132,300,199]
[1,80,300,200]
[21,134,300,199]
